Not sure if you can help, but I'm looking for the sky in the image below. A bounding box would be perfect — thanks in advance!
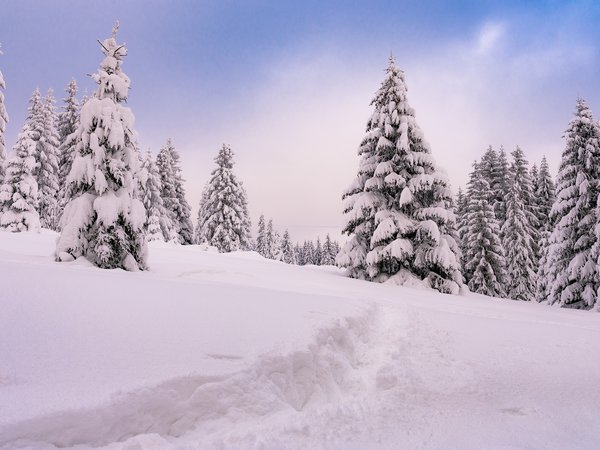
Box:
[1,0,599,242]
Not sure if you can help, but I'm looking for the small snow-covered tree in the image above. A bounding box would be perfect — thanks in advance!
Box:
[303,240,315,265]
[0,126,40,232]
[281,229,296,264]
[140,150,174,242]
[339,56,461,294]
[314,237,323,265]
[156,138,193,244]
[546,99,600,309]
[463,168,507,297]
[255,214,267,257]
[193,185,209,244]
[195,144,251,252]
[265,218,275,259]
[0,43,8,185]
[57,79,80,209]
[55,24,147,271]
[321,234,336,265]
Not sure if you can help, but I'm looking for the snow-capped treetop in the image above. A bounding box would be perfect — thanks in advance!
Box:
[93,22,129,104]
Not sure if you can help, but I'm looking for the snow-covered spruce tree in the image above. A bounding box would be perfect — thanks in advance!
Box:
[281,229,295,264]
[193,185,209,244]
[255,214,267,257]
[0,125,40,232]
[338,56,462,294]
[140,150,174,242]
[57,79,80,209]
[156,138,193,244]
[321,234,336,265]
[314,237,323,265]
[500,148,538,301]
[265,218,275,259]
[455,186,469,269]
[195,144,251,252]
[0,43,8,185]
[293,243,303,265]
[546,99,600,309]
[55,25,147,271]
[34,89,61,230]
[463,167,507,297]
[303,240,315,265]
[535,156,556,231]
[534,156,556,303]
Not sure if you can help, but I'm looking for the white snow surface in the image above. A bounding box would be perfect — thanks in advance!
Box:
[0,231,599,449]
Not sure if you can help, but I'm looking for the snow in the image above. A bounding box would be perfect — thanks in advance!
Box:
[1,231,600,449]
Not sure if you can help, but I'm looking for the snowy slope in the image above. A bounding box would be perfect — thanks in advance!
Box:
[0,231,599,449]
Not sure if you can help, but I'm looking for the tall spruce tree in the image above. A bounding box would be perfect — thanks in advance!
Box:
[56,24,147,271]
[57,79,80,209]
[546,99,600,309]
[156,138,193,244]
[0,125,40,232]
[0,43,7,184]
[195,144,251,252]
[534,156,556,303]
[338,56,462,294]
[463,166,507,297]
[35,89,60,229]
[501,148,537,301]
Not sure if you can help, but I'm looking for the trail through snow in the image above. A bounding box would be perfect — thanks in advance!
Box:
[1,232,599,449]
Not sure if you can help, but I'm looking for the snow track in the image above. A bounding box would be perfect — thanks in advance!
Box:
[1,305,393,449]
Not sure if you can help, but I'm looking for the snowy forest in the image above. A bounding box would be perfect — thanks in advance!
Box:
[1,28,600,311]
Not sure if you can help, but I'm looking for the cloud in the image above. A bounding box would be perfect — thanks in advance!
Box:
[476,21,506,56]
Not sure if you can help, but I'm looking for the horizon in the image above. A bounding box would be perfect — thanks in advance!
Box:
[1,0,599,242]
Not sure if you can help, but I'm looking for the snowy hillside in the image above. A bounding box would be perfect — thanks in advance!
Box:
[0,231,599,449]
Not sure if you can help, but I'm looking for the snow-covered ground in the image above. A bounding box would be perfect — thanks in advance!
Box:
[0,231,599,449]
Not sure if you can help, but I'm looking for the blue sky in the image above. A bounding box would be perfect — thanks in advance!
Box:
[1,0,599,241]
